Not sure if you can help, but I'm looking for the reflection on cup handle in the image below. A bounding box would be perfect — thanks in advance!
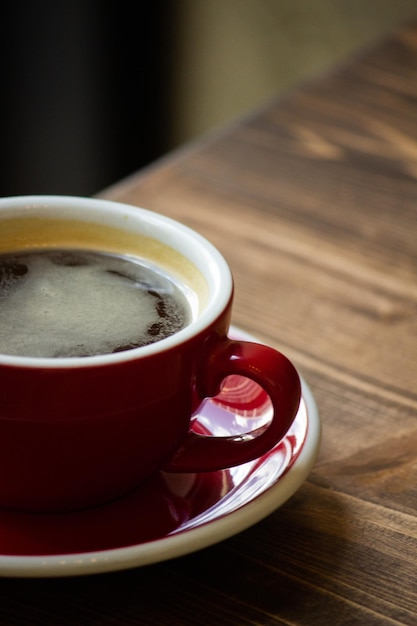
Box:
[164,338,301,472]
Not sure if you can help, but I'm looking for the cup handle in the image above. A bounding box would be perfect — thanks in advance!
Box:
[164,337,301,472]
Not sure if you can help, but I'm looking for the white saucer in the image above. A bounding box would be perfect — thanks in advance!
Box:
[0,327,320,578]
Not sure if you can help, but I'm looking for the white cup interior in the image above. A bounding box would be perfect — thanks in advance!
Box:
[0,195,233,368]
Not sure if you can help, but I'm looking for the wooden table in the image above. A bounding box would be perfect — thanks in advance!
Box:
[2,21,417,626]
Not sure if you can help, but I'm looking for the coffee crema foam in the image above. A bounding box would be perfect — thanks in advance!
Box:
[0,249,193,358]
[0,215,208,359]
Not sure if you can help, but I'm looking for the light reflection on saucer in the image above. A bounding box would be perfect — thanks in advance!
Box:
[176,392,307,531]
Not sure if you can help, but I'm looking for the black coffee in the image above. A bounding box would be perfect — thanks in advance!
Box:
[0,249,192,358]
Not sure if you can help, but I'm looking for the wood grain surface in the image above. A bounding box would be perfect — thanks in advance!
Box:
[1,21,417,626]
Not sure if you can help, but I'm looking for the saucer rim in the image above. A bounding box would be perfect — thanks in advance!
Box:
[0,328,320,578]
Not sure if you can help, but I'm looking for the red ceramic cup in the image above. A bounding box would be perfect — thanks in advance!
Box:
[0,195,301,512]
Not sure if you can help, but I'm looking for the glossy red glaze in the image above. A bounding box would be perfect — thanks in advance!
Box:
[166,338,301,472]
[0,309,230,512]
[0,310,300,512]
[0,378,310,560]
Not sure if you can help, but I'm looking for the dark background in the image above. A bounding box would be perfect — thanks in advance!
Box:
[0,2,174,197]
[2,2,416,199]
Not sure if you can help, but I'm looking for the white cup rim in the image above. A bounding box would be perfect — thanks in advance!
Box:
[0,195,233,369]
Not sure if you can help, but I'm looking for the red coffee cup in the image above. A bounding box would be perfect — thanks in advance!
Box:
[0,195,301,512]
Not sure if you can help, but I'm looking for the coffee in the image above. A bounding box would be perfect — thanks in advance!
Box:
[0,249,192,358]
